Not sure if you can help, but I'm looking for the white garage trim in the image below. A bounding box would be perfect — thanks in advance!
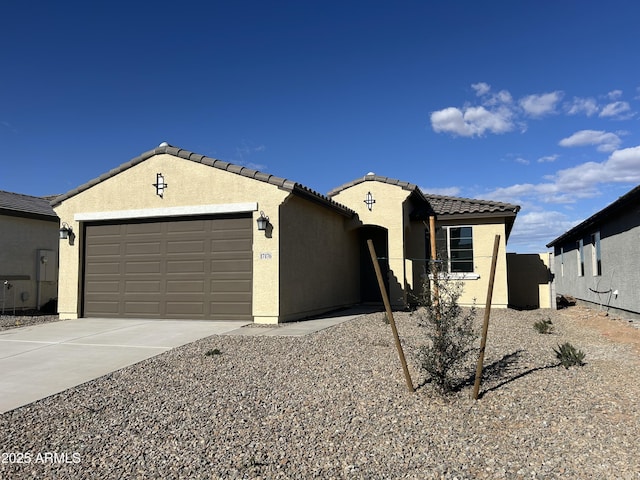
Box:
[75,202,258,222]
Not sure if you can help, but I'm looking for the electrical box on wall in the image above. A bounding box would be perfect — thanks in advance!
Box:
[37,250,57,282]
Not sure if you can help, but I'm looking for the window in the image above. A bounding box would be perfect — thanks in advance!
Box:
[591,231,602,276]
[577,239,584,277]
[434,226,474,273]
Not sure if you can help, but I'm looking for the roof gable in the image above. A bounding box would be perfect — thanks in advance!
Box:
[328,173,424,198]
[0,190,58,221]
[328,174,519,218]
[51,144,355,217]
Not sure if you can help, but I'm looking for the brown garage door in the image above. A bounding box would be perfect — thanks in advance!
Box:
[83,215,252,320]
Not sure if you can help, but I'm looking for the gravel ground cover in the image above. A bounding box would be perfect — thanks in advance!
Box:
[1,306,639,479]
[0,313,62,331]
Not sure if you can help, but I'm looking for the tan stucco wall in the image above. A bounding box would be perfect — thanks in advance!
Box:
[54,154,289,322]
[332,181,412,307]
[437,218,509,308]
[0,215,59,311]
[507,252,552,309]
[278,195,359,321]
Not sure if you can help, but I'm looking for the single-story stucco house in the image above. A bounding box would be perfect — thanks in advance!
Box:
[0,190,59,313]
[51,143,520,323]
[547,184,640,320]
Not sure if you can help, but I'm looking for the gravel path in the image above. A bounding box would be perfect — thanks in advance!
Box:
[1,306,639,479]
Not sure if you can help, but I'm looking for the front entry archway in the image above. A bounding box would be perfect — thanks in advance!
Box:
[359,226,389,303]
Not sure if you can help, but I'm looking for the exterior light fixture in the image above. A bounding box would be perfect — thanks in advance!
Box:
[153,173,168,198]
[256,211,269,231]
[364,191,376,211]
[59,222,73,240]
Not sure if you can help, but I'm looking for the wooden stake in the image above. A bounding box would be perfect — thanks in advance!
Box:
[429,216,439,309]
[367,239,414,393]
[472,234,501,400]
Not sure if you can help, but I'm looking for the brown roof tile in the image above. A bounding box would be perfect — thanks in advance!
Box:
[0,190,58,221]
[422,193,520,217]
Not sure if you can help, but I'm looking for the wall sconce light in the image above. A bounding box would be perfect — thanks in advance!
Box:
[59,222,73,240]
[256,211,270,231]
[153,173,168,198]
[364,191,376,211]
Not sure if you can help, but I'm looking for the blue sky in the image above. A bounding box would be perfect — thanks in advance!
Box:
[2,1,639,253]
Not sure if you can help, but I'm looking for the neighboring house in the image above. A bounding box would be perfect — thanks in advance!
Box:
[0,190,59,313]
[547,184,640,320]
[52,144,520,323]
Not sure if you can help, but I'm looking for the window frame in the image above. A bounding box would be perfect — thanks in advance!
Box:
[577,238,584,277]
[433,225,479,279]
[591,231,602,276]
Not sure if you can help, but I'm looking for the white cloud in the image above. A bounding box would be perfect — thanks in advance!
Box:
[515,157,530,165]
[607,90,623,100]
[537,154,558,163]
[507,210,577,253]
[519,91,563,117]
[430,105,514,137]
[599,101,632,118]
[565,97,598,116]
[471,82,491,96]
[487,145,640,206]
[558,130,621,152]
[552,146,640,197]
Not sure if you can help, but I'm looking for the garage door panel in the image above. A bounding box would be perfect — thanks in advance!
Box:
[126,242,162,255]
[211,279,251,293]
[167,260,205,273]
[85,280,120,293]
[85,300,120,315]
[84,215,252,320]
[167,220,206,233]
[167,239,205,254]
[86,243,121,256]
[125,261,162,274]
[124,301,161,315]
[211,258,252,272]
[165,302,205,315]
[86,262,121,275]
[167,280,205,293]
[125,280,162,292]
[210,238,252,250]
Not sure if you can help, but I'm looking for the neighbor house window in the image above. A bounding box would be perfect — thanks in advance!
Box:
[577,239,584,277]
[591,231,602,276]
[435,226,474,273]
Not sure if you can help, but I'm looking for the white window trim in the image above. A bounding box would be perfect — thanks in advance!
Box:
[591,231,601,277]
[428,272,480,281]
[577,239,584,277]
[441,225,475,275]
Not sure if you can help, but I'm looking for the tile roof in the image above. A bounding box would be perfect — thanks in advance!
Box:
[328,174,520,218]
[546,184,640,248]
[421,193,520,218]
[51,144,356,217]
[0,190,58,221]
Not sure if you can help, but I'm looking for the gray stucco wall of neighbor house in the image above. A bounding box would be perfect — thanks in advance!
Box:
[0,215,59,312]
[553,207,640,320]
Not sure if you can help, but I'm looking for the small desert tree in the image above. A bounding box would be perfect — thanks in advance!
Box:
[414,259,477,394]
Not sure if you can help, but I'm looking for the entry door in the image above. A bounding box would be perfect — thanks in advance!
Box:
[359,227,389,303]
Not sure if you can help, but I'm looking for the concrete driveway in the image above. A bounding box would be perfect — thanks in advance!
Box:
[0,318,251,413]
[0,307,375,413]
